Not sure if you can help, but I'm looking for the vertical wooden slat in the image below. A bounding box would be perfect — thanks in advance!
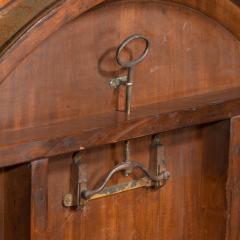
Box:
[31,158,48,240]
[226,116,240,240]
[0,169,4,239]
[4,164,31,240]
[199,121,229,239]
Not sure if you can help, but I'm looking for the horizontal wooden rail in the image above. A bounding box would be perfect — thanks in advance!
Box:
[1,87,240,167]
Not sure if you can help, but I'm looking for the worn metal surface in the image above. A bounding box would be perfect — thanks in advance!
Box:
[63,135,170,209]
[81,160,169,200]
[109,75,127,88]
[114,35,150,176]
[63,178,153,208]
[115,34,150,115]
[63,160,170,208]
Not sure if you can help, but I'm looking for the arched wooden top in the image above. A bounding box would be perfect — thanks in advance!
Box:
[0,0,239,167]
[0,0,240,84]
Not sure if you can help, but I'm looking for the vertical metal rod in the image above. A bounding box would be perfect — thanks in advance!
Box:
[116,35,150,176]
[124,140,131,176]
[125,67,133,116]
[124,67,133,175]
[124,140,130,161]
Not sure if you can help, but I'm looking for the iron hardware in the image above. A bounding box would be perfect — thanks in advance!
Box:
[63,35,170,209]
[115,34,150,115]
[81,160,169,200]
[63,135,170,208]
[109,76,127,88]
[114,34,151,175]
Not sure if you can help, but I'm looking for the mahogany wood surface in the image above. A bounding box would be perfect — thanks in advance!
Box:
[3,164,31,239]
[0,0,15,9]
[0,0,240,61]
[0,0,61,49]
[0,87,239,167]
[0,170,4,239]
[226,116,240,240]
[0,121,230,239]
[0,1,239,239]
[43,121,229,239]
[0,0,239,133]
[31,158,48,240]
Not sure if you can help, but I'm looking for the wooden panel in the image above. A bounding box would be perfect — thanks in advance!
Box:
[0,0,60,50]
[0,0,14,9]
[3,164,31,240]
[0,1,239,132]
[0,87,238,167]
[232,0,240,5]
[0,159,49,239]
[0,169,4,239]
[1,0,240,81]
[31,158,48,240]
[45,121,229,239]
[226,116,240,240]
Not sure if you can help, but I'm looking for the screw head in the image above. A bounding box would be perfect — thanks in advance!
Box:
[63,193,73,207]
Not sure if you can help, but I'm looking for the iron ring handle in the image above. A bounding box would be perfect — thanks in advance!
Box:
[116,34,150,68]
[81,161,162,200]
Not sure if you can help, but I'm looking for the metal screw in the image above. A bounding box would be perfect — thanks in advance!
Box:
[63,193,73,207]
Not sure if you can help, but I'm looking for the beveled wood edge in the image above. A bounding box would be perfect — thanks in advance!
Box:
[31,158,48,240]
[0,0,65,56]
[0,0,240,84]
[0,0,60,49]
[232,0,240,6]
[225,116,240,239]
[0,0,16,11]
[1,87,240,168]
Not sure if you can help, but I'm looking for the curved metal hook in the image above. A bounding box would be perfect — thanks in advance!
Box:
[81,160,167,200]
[116,34,150,68]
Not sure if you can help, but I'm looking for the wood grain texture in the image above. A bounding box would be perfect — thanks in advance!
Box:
[0,0,61,49]
[0,0,15,9]
[0,1,239,133]
[0,160,48,240]
[0,0,240,59]
[232,0,240,5]
[3,164,31,240]
[45,121,229,239]
[0,87,239,168]
[225,116,240,240]
[0,0,240,112]
[0,1,238,239]
[31,158,48,240]
[0,169,4,239]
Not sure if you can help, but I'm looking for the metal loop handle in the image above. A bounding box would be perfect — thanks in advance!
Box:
[81,161,165,200]
[116,34,150,68]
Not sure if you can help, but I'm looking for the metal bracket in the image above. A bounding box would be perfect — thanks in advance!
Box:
[63,152,87,209]
[62,36,171,210]
[63,136,170,209]
[109,76,127,89]
[109,35,151,176]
